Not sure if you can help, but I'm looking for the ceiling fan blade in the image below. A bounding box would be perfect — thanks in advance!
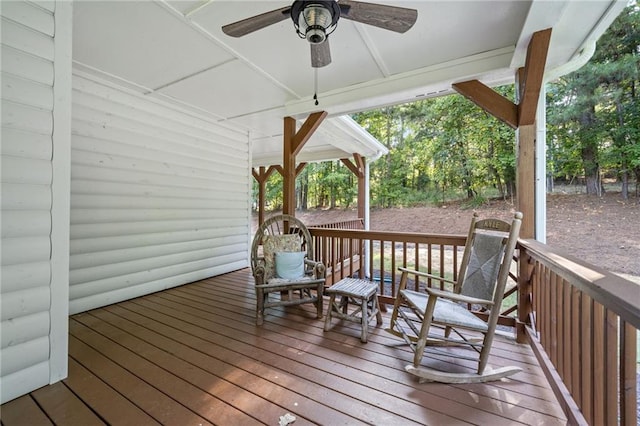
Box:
[222,6,291,37]
[338,0,417,33]
[311,41,332,68]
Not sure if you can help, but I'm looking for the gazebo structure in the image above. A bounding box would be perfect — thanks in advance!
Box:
[1,1,636,424]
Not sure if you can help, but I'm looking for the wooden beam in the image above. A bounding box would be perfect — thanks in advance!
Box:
[452,80,518,129]
[518,28,552,126]
[271,165,284,176]
[516,123,536,238]
[295,162,307,176]
[283,117,297,217]
[291,111,328,156]
[341,154,366,219]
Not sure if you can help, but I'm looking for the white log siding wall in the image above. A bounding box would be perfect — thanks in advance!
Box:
[69,74,251,314]
[1,1,72,403]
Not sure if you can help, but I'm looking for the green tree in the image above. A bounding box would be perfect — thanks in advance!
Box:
[547,4,639,197]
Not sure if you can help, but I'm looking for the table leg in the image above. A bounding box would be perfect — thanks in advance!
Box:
[324,293,337,331]
[361,296,368,343]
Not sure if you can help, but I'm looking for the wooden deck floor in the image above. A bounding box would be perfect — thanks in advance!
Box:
[1,269,567,425]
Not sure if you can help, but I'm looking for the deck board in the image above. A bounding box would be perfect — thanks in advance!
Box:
[31,382,105,426]
[0,394,54,426]
[64,358,160,426]
[1,268,568,425]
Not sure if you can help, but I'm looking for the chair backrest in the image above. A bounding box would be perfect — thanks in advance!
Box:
[455,213,522,309]
[251,214,314,279]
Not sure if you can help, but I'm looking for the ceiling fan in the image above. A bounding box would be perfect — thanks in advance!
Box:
[222,0,418,68]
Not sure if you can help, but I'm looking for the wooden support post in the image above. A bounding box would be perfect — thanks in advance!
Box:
[252,166,280,226]
[283,117,297,217]
[282,112,328,217]
[341,153,366,219]
[516,123,536,239]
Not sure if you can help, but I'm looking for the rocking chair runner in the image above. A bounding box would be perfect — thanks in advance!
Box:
[386,212,523,383]
[251,214,326,325]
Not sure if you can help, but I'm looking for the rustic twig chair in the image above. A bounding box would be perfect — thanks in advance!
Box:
[251,214,325,325]
[386,212,523,383]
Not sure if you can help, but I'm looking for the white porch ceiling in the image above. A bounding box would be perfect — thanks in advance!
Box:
[72,0,626,167]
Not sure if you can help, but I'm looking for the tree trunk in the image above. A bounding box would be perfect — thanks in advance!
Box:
[487,142,505,198]
[330,161,337,209]
[621,170,629,200]
[615,99,629,200]
[579,107,602,196]
[300,170,308,210]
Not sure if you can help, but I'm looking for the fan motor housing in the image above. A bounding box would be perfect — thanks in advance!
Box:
[291,0,341,43]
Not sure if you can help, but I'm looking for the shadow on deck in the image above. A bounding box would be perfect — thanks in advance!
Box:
[1,268,567,425]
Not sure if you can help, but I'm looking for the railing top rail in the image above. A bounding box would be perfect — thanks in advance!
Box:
[311,218,364,228]
[308,227,467,245]
[518,238,640,330]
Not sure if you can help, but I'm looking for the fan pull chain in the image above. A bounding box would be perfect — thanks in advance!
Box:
[313,68,319,106]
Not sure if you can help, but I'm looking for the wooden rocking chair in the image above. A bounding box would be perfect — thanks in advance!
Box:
[386,212,522,383]
[251,214,325,325]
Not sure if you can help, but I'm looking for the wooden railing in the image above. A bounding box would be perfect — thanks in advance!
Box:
[518,239,639,426]
[311,218,364,230]
[309,224,638,426]
[309,227,518,323]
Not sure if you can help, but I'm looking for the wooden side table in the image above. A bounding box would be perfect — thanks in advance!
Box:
[323,278,383,343]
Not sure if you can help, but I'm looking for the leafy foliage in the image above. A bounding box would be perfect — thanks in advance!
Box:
[547,4,639,197]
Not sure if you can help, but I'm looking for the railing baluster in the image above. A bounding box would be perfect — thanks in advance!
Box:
[380,240,386,292]
[369,238,374,283]
[621,321,637,426]
[593,302,605,426]
[570,286,581,399]
[391,239,396,292]
[581,293,594,424]
[562,279,571,392]
[551,272,560,370]
[605,309,618,426]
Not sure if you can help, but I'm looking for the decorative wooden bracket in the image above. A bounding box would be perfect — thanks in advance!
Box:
[452,28,552,129]
[296,162,307,177]
[452,80,518,129]
[252,165,282,226]
[340,153,365,177]
[290,111,328,157]
[341,153,366,219]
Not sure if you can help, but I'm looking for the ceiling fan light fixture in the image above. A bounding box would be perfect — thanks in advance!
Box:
[291,1,340,44]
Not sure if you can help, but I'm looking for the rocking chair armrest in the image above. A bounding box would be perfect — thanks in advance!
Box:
[398,267,457,285]
[424,287,494,306]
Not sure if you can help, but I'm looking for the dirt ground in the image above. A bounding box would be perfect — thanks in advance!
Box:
[289,192,640,278]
